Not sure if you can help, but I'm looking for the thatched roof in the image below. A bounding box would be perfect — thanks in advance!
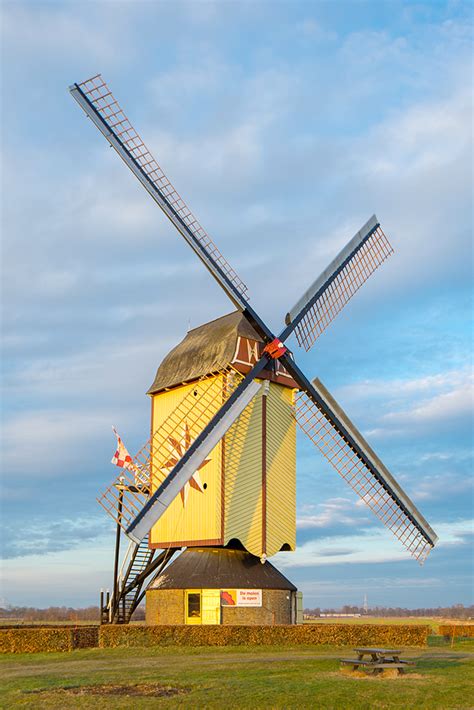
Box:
[148,311,261,395]
[147,547,296,591]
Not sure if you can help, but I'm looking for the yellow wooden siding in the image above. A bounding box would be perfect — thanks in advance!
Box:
[223,383,263,557]
[149,374,296,560]
[265,383,296,556]
[149,377,223,546]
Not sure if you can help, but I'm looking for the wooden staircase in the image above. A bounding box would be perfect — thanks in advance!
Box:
[102,538,177,624]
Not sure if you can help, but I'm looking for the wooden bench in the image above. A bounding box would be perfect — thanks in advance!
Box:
[340,658,376,667]
[373,663,412,669]
[340,648,415,675]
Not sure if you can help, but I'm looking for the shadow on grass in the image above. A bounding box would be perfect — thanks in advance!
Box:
[416,658,467,671]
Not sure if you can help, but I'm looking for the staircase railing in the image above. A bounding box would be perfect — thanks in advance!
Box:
[101,539,178,624]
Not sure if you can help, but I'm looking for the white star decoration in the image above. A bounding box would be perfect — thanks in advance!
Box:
[161,422,211,505]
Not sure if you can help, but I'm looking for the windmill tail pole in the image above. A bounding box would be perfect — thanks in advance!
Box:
[112,489,123,621]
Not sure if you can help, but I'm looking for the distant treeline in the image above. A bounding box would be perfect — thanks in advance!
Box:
[304,604,474,619]
[2,603,472,622]
[0,606,145,621]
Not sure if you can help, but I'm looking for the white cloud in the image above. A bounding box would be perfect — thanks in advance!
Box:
[412,472,473,501]
[339,369,471,400]
[3,338,170,401]
[1,3,130,64]
[297,497,370,529]
[336,368,473,440]
[384,382,473,425]
[1,410,111,478]
[276,519,473,568]
[366,88,471,178]
[296,18,337,42]
[1,516,111,559]
[0,334,183,483]
[301,575,443,595]
[1,541,114,606]
[289,83,471,305]
[419,450,470,463]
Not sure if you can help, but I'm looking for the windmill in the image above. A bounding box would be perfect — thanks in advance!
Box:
[70,75,437,625]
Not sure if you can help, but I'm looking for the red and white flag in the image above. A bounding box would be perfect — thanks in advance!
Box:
[111,426,136,472]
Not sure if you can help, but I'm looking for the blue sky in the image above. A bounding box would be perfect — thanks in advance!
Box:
[1,0,472,609]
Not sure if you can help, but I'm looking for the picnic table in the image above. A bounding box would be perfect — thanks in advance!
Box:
[340,647,414,675]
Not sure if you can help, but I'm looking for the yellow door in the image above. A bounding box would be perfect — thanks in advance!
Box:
[185,590,202,625]
[202,590,221,625]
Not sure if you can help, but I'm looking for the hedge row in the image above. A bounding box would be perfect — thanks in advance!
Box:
[0,626,99,653]
[439,624,474,639]
[0,623,430,653]
[100,623,429,648]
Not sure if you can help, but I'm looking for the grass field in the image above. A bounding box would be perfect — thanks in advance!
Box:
[1,640,473,709]
[304,617,458,633]
[3,616,465,631]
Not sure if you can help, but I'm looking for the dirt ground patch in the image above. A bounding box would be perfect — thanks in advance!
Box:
[26,683,189,698]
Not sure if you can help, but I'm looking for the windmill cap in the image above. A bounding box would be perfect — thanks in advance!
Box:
[147,311,261,395]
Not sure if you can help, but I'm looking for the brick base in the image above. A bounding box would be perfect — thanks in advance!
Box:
[145,589,293,625]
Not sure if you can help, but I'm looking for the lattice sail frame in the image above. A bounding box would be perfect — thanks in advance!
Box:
[293,225,393,351]
[294,391,434,564]
[76,75,248,300]
[97,367,244,531]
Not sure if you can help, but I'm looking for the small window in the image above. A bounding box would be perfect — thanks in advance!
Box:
[187,593,201,618]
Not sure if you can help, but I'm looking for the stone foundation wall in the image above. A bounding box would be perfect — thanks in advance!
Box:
[145,589,292,625]
[146,589,185,625]
[222,590,292,625]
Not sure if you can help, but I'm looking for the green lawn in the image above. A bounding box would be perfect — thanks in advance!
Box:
[1,642,473,709]
[304,617,465,634]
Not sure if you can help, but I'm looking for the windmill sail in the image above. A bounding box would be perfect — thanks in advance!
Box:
[126,376,264,543]
[284,216,393,351]
[294,377,438,563]
[69,75,249,310]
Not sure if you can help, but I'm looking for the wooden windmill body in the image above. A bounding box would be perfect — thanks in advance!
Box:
[70,74,438,626]
[148,311,297,559]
